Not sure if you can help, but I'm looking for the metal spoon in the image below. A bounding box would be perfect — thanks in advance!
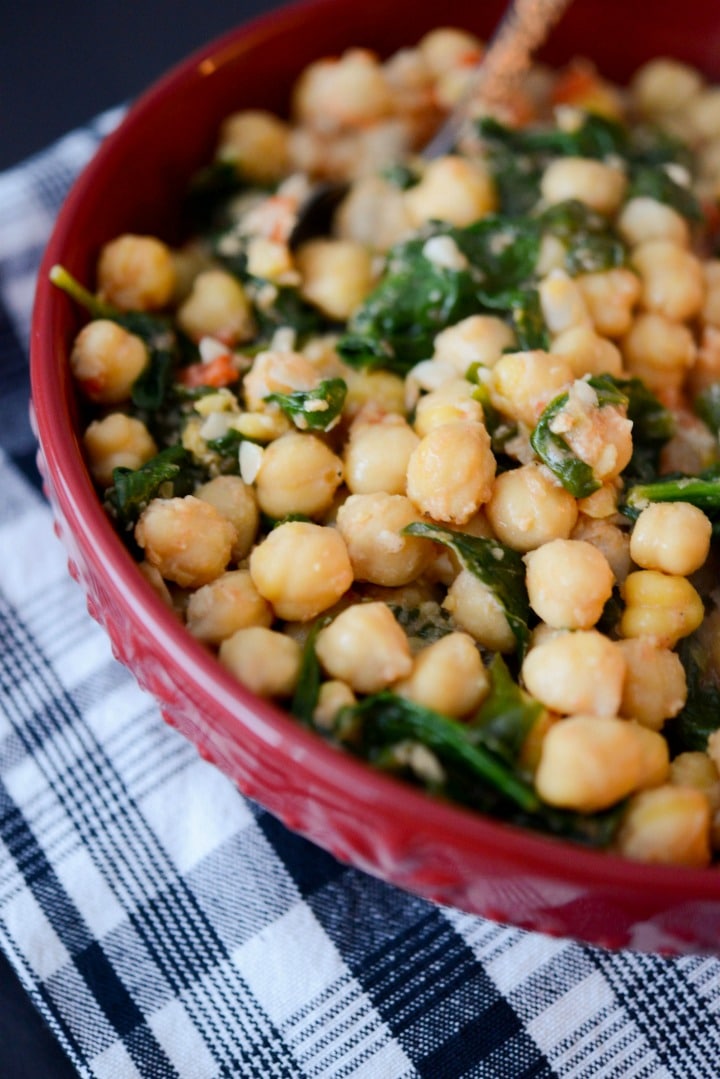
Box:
[289,0,573,249]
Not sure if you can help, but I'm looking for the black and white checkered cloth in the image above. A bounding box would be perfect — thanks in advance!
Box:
[3,112,720,1079]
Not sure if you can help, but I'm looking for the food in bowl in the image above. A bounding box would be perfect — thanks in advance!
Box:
[50,24,720,870]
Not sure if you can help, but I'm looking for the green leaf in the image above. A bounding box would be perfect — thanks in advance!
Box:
[402,521,530,656]
[381,162,420,190]
[251,284,332,346]
[627,165,703,222]
[530,392,601,498]
[337,216,544,374]
[337,232,481,373]
[623,467,720,519]
[477,113,628,162]
[609,375,675,481]
[291,619,326,724]
[131,346,175,411]
[539,199,627,275]
[265,378,347,431]
[666,634,720,754]
[336,692,540,812]
[184,159,252,230]
[106,445,195,531]
[695,383,720,437]
[469,654,543,764]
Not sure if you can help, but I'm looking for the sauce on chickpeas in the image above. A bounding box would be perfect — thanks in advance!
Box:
[54,29,720,867]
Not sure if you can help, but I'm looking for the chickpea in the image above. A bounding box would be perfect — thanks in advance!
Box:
[135,496,235,589]
[538,271,591,335]
[83,413,157,487]
[406,420,496,525]
[524,539,614,629]
[336,493,434,586]
[621,312,696,399]
[186,570,273,645]
[701,260,720,326]
[540,157,627,215]
[343,413,419,495]
[659,409,718,475]
[490,350,573,427]
[292,49,392,132]
[631,240,705,322]
[535,715,669,813]
[616,786,711,866]
[194,475,259,563]
[630,58,703,117]
[216,109,290,183]
[616,197,690,249]
[549,380,633,484]
[443,569,516,653]
[243,348,320,412]
[630,502,712,576]
[485,463,577,552]
[70,320,148,405]
[576,268,642,338]
[576,482,619,519]
[313,680,357,731]
[432,315,515,374]
[177,270,255,345]
[521,630,625,717]
[254,432,343,520]
[404,156,496,228]
[219,626,301,698]
[551,325,624,379]
[620,569,704,647]
[334,174,414,252]
[418,27,482,76]
[570,516,631,584]
[296,239,375,321]
[315,602,412,693]
[413,379,484,437]
[97,234,176,311]
[343,368,406,420]
[395,632,490,717]
[683,88,720,141]
[249,521,352,621]
[616,638,687,730]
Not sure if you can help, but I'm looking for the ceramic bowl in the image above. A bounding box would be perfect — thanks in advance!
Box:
[31,0,720,954]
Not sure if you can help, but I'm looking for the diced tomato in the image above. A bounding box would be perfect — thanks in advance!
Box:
[177,353,239,389]
[551,62,600,106]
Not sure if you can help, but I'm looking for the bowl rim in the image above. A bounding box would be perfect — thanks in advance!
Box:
[29,0,720,933]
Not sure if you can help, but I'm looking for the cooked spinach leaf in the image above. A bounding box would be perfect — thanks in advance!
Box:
[627,165,703,222]
[623,464,720,528]
[106,445,195,531]
[403,521,530,656]
[539,199,626,274]
[265,378,347,431]
[291,619,327,724]
[666,634,720,754]
[338,218,544,373]
[531,375,629,497]
[336,691,540,811]
[695,383,720,437]
[469,654,543,763]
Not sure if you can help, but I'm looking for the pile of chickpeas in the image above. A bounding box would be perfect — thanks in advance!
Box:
[69,27,720,866]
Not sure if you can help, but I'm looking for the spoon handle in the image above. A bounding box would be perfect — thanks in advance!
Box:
[421,0,573,160]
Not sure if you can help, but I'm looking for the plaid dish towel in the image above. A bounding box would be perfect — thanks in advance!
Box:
[3,116,720,1079]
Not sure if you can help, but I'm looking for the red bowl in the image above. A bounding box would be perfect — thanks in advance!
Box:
[30,0,720,954]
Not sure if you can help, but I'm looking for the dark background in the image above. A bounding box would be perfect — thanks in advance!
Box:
[0,1,284,171]
[0,3,282,1075]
